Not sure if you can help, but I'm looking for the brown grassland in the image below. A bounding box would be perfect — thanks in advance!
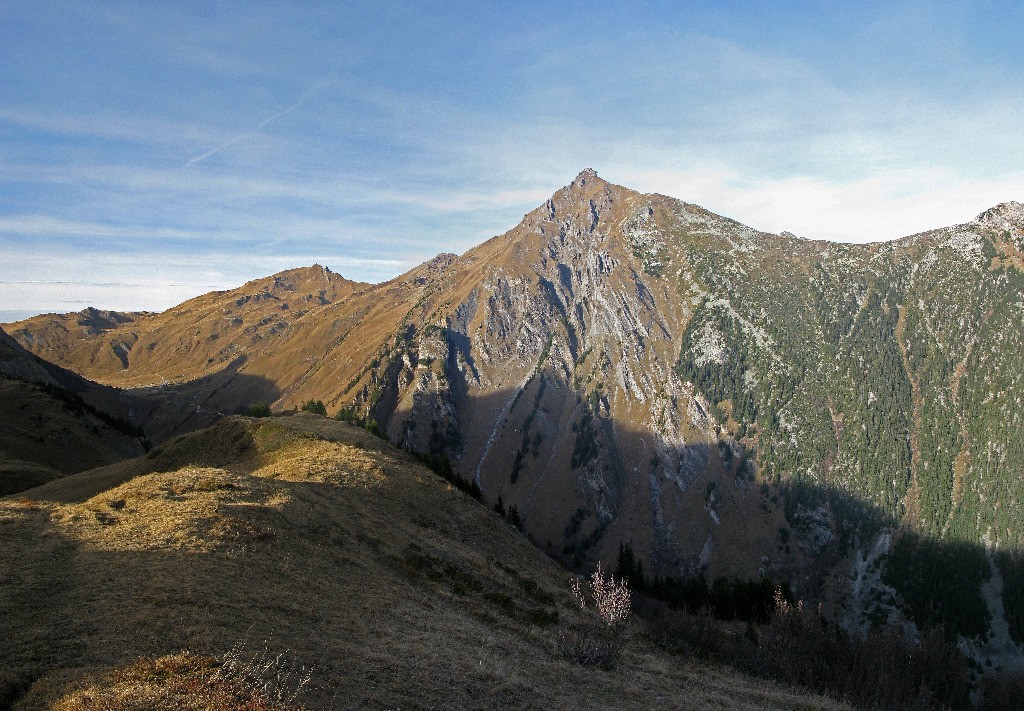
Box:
[1,414,848,709]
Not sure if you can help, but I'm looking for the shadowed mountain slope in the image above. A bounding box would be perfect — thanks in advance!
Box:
[0,414,848,710]
[7,171,1024,653]
[0,327,147,495]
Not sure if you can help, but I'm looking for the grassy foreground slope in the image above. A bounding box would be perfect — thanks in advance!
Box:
[0,414,843,710]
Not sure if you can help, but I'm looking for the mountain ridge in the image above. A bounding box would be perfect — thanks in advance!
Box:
[5,170,1024,658]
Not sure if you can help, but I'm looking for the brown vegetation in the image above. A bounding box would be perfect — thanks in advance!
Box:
[42,653,304,711]
[1,414,847,710]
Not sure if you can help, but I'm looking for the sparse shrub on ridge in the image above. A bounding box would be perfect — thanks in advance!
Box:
[557,563,631,669]
[247,401,272,417]
[299,399,327,416]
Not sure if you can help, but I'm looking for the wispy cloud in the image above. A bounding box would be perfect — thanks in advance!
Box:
[4,2,1024,318]
[0,248,406,315]
[2,159,553,219]
[0,107,221,147]
[0,215,204,241]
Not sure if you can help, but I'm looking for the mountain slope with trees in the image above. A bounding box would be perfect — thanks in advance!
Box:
[6,170,1024,658]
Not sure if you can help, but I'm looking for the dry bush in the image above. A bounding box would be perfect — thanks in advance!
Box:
[556,624,624,670]
[558,563,631,669]
[216,639,313,706]
[652,606,732,660]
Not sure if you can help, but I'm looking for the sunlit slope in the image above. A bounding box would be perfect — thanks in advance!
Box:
[5,266,364,389]
[0,413,845,710]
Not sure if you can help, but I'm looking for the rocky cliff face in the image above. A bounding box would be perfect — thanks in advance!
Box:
[313,170,792,582]
[8,172,1024,650]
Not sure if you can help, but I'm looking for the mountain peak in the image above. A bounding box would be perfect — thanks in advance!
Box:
[976,200,1024,227]
[569,168,602,190]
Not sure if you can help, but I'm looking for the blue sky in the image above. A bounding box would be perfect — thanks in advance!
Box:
[2,1,1024,319]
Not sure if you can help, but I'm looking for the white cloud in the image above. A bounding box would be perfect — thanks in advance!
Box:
[619,166,1024,242]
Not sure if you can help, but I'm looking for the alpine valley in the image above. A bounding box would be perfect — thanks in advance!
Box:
[4,169,1024,690]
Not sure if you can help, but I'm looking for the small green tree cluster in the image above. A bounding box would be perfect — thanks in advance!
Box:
[491,494,523,529]
[614,542,645,589]
[511,376,546,483]
[334,407,381,437]
[299,399,326,416]
[246,401,271,417]
[407,449,481,502]
[655,587,972,711]
[882,532,990,641]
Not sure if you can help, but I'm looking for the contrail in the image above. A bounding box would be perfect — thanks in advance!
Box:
[183,96,307,168]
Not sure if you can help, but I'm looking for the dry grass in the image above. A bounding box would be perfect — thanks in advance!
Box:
[41,652,304,710]
[2,414,849,710]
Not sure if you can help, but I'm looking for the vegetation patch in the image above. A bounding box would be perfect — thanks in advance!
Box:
[42,652,307,710]
[882,531,991,641]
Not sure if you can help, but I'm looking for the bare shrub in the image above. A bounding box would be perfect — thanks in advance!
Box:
[653,606,730,660]
[589,563,631,627]
[216,639,313,707]
[558,563,631,669]
[557,624,624,670]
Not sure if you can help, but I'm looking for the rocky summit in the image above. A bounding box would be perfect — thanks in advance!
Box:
[6,170,1024,662]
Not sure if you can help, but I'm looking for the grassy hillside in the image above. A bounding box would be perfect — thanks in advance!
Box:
[0,327,148,495]
[6,172,1024,657]
[0,378,146,495]
[0,414,845,710]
